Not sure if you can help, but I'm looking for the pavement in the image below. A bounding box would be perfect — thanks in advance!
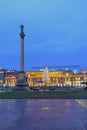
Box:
[0,99,87,130]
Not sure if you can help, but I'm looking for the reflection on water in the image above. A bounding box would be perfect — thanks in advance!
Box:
[76,99,87,108]
[65,100,71,107]
[0,99,87,130]
[41,107,49,110]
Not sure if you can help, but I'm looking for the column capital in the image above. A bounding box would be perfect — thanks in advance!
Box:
[20,32,25,39]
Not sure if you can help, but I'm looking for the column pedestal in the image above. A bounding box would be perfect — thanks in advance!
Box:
[16,71,28,87]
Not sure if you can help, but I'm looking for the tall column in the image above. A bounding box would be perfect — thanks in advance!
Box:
[20,25,25,72]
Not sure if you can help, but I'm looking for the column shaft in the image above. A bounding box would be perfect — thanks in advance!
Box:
[20,38,24,71]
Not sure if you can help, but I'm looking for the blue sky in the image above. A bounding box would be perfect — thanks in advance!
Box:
[0,0,87,70]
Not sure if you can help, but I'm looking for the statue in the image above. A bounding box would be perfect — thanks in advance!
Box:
[20,25,24,32]
[20,24,25,39]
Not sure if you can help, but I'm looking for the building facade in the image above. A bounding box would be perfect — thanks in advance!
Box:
[4,70,18,87]
[0,69,6,87]
[26,69,87,87]
[5,75,17,87]
[0,67,87,87]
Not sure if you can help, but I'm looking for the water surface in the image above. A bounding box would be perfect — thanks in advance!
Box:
[0,99,87,130]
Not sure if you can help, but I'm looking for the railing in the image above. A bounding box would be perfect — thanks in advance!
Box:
[0,88,12,92]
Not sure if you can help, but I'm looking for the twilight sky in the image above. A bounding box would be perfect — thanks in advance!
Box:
[0,0,87,71]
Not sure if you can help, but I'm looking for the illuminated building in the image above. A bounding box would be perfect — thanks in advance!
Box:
[5,75,16,87]
[0,69,6,87]
[26,67,87,87]
[0,66,86,87]
[4,70,18,87]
